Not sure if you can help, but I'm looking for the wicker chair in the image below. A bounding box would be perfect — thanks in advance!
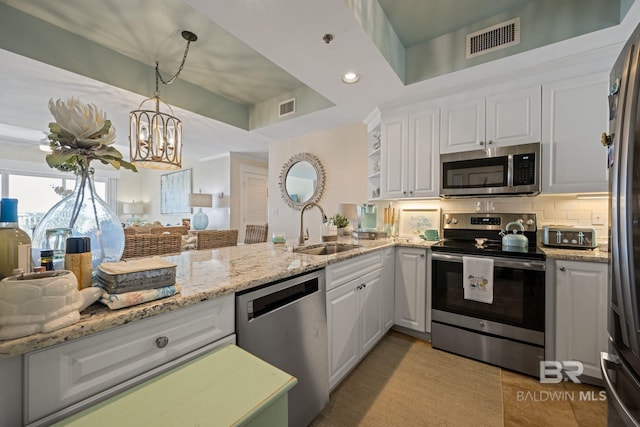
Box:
[244,224,269,244]
[122,233,182,259]
[196,229,239,250]
[150,225,188,235]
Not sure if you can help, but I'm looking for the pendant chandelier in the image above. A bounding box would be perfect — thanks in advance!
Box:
[129,30,197,170]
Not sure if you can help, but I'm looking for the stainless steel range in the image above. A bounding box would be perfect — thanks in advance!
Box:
[430,213,546,377]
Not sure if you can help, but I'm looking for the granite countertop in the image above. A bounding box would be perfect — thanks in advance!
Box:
[539,246,609,263]
[2,236,588,359]
[0,238,397,359]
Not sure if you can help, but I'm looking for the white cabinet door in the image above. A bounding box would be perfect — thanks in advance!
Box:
[542,73,609,193]
[440,86,542,154]
[359,269,383,356]
[382,247,395,331]
[440,97,486,153]
[327,281,360,389]
[408,108,440,198]
[486,86,541,147]
[381,116,408,199]
[394,247,427,332]
[555,260,608,379]
[381,108,440,199]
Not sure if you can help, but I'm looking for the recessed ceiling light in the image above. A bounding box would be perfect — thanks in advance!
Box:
[342,72,360,84]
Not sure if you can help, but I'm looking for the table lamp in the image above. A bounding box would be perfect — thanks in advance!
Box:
[189,192,213,230]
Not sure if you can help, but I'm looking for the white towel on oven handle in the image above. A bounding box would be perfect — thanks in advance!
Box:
[463,256,494,304]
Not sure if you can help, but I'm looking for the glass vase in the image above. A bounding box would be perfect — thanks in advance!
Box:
[31,167,124,273]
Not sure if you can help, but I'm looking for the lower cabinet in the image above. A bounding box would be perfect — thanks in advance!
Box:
[326,250,390,390]
[382,247,395,331]
[394,247,428,333]
[555,260,608,380]
[24,294,235,426]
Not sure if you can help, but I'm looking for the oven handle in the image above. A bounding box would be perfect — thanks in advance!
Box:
[431,252,546,271]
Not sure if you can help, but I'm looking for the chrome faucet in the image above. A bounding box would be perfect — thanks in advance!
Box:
[299,202,328,245]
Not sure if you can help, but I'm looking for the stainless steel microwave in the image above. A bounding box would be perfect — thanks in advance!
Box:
[440,142,540,198]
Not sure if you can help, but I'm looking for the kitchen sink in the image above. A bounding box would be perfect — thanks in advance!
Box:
[293,243,361,255]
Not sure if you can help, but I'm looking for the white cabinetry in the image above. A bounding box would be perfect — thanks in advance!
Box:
[365,107,382,200]
[394,247,428,333]
[542,73,609,193]
[555,260,608,379]
[380,106,440,199]
[440,86,541,153]
[25,295,235,426]
[326,251,385,390]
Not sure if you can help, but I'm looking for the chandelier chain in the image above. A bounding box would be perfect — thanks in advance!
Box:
[154,37,194,96]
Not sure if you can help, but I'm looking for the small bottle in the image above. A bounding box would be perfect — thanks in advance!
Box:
[65,237,92,290]
[0,198,31,279]
[40,250,54,271]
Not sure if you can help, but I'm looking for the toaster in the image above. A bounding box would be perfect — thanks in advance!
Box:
[542,226,598,249]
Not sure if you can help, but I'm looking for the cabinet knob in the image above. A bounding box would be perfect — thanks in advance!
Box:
[155,336,169,349]
[420,253,425,258]
[409,190,413,195]
[479,320,485,327]
[403,191,407,195]
[362,283,367,289]
[559,267,566,272]
[478,141,484,145]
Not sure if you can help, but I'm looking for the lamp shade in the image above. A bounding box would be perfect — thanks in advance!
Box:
[123,202,144,215]
[189,193,213,208]
[337,203,358,220]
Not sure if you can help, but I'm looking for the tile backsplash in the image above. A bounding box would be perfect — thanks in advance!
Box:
[380,194,609,246]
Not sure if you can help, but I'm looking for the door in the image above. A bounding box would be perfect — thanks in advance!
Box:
[555,260,607,379]
[381,116,408,199]
[394,247,426,332]
[326,282,359,389]
[439,97,485,153]
[359,269,383,356]
[241,171,268,242]
[408,108,440,198]
[486,85,541,147]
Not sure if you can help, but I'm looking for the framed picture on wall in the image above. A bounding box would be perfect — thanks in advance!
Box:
[398,208,440,238]
[161,169,192,214]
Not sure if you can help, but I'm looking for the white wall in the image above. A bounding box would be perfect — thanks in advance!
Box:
[268,122,368,243]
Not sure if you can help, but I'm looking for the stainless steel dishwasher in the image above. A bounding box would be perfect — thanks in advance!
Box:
[236,269,328,427]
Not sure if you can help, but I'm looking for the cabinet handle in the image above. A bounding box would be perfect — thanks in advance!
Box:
[155,336,169,349]
[362,283,367,289]
[559,267,566,272]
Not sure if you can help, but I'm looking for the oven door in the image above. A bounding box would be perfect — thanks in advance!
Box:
[431,252,545,344]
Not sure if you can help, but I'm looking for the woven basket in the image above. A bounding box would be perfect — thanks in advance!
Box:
[196,230,239,250]
[122,233,182,259]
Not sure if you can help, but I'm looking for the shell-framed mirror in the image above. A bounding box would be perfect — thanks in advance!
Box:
[278,152,326,210]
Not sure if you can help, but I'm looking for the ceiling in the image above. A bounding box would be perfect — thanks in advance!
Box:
[0,0,636,164]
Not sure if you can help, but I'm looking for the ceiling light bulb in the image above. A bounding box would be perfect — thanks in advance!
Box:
[342,72,360,84]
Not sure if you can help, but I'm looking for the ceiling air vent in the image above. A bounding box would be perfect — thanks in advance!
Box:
[466,17,520,59]
[279,98,296,118]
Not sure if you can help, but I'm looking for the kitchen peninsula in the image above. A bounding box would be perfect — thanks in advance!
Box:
[0,239,400,358]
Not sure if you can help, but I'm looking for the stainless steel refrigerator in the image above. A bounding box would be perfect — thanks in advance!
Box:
[603,20,640,427]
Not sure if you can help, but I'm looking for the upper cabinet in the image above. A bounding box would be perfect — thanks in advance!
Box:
[541,73,609,193]
[380,106,440,199]
[440,86,542,154]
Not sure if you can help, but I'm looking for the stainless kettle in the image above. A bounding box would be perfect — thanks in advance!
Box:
[501,221,528,248]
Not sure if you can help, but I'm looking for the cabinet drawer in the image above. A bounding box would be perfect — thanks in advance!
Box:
[326,251,384,291]
[25,294,234,424]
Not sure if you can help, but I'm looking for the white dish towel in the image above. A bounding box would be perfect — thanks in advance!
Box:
[463,256,494,304]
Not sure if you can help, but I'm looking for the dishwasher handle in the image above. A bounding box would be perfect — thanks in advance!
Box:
[246,275,320,321]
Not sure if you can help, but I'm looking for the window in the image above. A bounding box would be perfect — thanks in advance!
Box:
[2,171,109,237]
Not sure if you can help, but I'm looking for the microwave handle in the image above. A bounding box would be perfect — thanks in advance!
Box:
[431,251,546,271]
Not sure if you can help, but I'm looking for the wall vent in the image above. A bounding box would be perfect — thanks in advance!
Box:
[466,17,520,59]
[279,98,296,117]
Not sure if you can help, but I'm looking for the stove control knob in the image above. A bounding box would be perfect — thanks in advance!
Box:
[479,320,485,327]
[451,218,458,224]
[525,219,535,226]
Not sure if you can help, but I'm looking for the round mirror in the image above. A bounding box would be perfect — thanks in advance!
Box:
[279,153,325,210]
